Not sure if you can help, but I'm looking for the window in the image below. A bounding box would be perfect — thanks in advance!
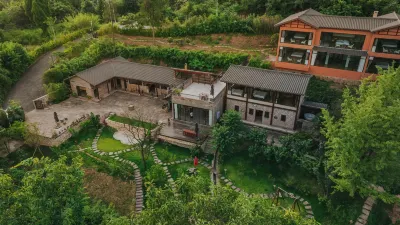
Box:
[230,84,245,97]
[234,105,240,112]
[252,89,272,102]
[281,115,286,122]
[249,109,254,115]
[276,93,296,107]
[264,112,269,118]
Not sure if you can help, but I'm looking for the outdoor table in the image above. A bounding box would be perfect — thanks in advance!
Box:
[291,51,304,58]
[293,33,307,40]
[253,90,267,99]
[335,40,350,47]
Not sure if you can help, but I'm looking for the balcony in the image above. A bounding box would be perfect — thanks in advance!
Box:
[366,57,400,74]
[280,30,313,45]
[313,52,362,71]
[278,47,310,65]
[372,39,400,54]
[319,32,365,50]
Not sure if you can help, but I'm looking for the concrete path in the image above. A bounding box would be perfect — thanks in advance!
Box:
[3,46,64,112]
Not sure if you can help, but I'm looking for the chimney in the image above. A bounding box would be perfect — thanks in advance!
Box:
[373,11,379,18]
[184,63,188,70]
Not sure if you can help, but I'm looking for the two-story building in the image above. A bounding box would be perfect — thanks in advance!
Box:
[221,65,311,132]
[275,9,400,81]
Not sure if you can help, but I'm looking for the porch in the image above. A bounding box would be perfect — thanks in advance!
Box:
[159,120,211,144]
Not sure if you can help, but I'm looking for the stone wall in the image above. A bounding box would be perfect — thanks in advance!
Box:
[271,107,297,129]
[70,76,95,98]
[97,81,110,99]
[172,95,215,110]
[247,103,273,126]
[226,98,246,119]
[105,117,161,140]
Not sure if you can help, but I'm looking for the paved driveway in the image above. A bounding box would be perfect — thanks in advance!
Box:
[3,47,65,112]
[26,92,171,138]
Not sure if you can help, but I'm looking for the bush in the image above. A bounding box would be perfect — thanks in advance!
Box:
[269,33,279,47]
[0,109,9,128]
[248,56,271,69]
[305,76,342,106]
[64,13,100,32]
[44,83,70,103]
[97,23,117,36]
[0,42,31,82]
[2,28,44,45]
[81,112,101,130]
[145,164,168,187]
[5,101,24,124]
[190,145,204,158]
[0,71,12,105]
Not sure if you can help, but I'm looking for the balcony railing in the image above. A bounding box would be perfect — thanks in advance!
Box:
[278,47,309,65]
[372,39,400,54]
[280,31,312,46]
[319,32,365,50]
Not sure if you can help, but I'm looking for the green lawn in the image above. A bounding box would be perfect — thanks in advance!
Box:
[97,126,131,152]
[109,115,157,129]
[154,143,192,162]
[119,150,155,173]
[68,127,98,148]
[169,162,210,181]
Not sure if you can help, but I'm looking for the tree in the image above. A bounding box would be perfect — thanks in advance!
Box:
[322,67,400,202]
[135,175,319,224]
[31,0,51,32]
[123,109,157,171]
[6,101,25,124]
[139,0,168,41]
[44,82,70,103]
[0,109,9,128]
[0,42,31,82]
[23,123,43,157]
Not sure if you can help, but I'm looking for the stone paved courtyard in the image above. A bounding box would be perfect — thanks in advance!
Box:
[26,91,171,138]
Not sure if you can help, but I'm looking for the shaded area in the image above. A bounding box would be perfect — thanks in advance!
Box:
[154,143,191,162]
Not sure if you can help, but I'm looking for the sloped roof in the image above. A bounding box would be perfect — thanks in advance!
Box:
[221,65,312,95]
[275,9,400,32]
[74,57,183,86]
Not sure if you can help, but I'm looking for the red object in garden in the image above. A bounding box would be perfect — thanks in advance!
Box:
[194,156,198,167]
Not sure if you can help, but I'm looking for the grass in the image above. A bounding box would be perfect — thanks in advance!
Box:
[154,143,192,162]
[168,162,210,181]
[119,150,155,173]
[97,126,131,152]
[67,127,98,148]
[109,115,157,129]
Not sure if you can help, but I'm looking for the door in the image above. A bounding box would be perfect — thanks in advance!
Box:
[255,110,263,124]
[77,86,87,97]
[94,88,99,99]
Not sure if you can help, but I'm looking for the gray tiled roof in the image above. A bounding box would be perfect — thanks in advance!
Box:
[221,65,312,95]
[313,46,368,56]
[275,9,400,32]
[75,57,183,86]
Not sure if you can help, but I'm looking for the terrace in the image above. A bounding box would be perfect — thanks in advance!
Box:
[280,30,313,45]
[319,32,365,50]
[366,57,400,74]
[372,38,400,54]
[278,47,310,65]
[313,52,362,71]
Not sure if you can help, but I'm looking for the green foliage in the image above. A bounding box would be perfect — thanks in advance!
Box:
[135,175,319,224]
[2,28,43,45]
[0,109,9,128]
[248,55,271,69]
[212,110,246,157]
[108,114,157,129]
[5,101,25,124]
[0,41,31,82]
[43,38,249,84]
[305,77,342,106]
[64,13,100,32]
[29,29,87,60]
[0,70,12,105]
[269,33,279,47]
[140,0,168,38]
[189,145,203,158]
[81,112,101,130]
[31,0,51,32]
[145,164,168,187]
[322,67,400,202]
[44,82,70,103]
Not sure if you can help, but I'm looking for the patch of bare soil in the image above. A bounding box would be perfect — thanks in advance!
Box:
[83,169,136,216]
[108,33,274,58]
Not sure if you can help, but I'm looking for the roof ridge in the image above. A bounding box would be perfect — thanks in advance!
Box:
[110,60,175,71]
[230,65,312,78]
[74,60,114,76]
[304,14,398,21]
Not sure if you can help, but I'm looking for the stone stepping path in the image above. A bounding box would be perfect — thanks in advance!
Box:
[219,175,314,219]
[355,196,375,225]
[91,126,144,214]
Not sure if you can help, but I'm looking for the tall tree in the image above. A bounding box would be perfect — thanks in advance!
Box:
[322,67,400,202]
[139,0,167,41]
[31,0,51,32]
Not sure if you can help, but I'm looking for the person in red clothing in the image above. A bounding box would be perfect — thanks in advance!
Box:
[194,156,198,167]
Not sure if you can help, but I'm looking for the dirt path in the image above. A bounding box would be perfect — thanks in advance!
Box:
[3,46,65,112]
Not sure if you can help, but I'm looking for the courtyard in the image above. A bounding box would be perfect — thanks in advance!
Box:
[25,91,171,138]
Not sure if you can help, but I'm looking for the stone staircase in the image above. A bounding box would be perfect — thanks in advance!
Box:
[355,197,375,225]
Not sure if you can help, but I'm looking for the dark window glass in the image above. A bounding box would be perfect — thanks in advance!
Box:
[234,105,239,112]
[281,115,286,122]
[249,109,254,115]
[264,112,269,118]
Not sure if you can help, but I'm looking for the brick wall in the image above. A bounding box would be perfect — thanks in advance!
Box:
[271,107,297,129]
[246,103,273,126]
[226,98,246,119]
[97,81,109,99]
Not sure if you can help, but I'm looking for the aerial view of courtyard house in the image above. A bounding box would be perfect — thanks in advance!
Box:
[275,9,400,81]
[2,1,400,224]
[221,65,311,132]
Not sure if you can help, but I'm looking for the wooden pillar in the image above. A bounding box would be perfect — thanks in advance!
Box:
[270,91,276,125]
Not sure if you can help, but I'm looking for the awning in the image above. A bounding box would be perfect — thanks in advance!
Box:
[313,46,368,57]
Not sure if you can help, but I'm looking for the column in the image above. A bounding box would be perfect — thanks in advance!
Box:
[280,31,286,43]
[345,55,351,68]
[305,50,310,65]
[372,39,378,52]
[308,33,313,45]
[209,110,213,126]
[324,53,330,66]
[174,104,178,119]
[311,51,318,66]
[278,47,283,62]
[357,56,366,72]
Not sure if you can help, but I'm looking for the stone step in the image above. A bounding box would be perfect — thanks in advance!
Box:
[306,210,313,215]
[303,201,309,205]
[306,215,314,219]
[305,205,312,210]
